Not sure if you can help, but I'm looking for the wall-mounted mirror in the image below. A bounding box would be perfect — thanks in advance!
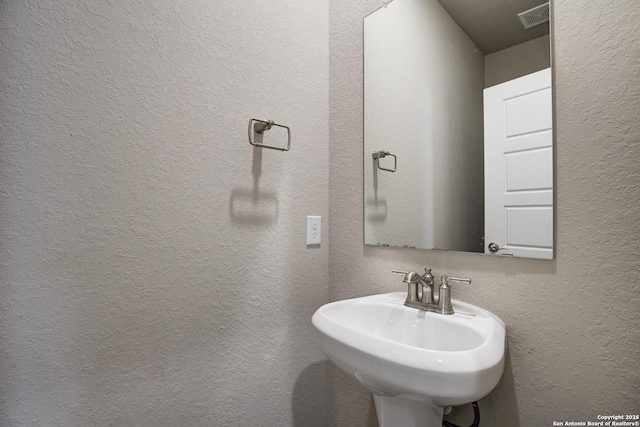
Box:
[364,0,554,259]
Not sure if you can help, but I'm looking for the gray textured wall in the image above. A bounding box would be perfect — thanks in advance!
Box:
[329,0,640,425]
[0,1,329,425]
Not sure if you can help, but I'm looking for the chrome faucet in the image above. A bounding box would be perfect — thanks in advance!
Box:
[392,268,435,304]
[392,269,471,315]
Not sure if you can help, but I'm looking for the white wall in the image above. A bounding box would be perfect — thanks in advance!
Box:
[0,1,329,425]
[330,0,640,425]
[485,35,551,87]
[363,0,484,251]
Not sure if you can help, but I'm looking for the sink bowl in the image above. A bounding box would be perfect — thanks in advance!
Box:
[312,292,506,427]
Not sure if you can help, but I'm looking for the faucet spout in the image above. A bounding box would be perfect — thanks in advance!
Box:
[392,269,435,305]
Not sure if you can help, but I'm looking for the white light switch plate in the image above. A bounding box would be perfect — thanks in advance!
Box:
[307,216,321,246]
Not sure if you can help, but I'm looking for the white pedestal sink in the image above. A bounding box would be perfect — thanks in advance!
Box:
[312,292,506,427]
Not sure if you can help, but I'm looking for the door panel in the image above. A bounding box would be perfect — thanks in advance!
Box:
[506,207,553,247]
[505,147,553,191]
[505,88,552,137]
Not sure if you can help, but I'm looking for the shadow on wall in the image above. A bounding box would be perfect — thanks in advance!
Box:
[444,347,521,426]
[229,145,279,225]
[292,360,332,427]
[364,155,389,225]
[367,394,379,427]
[0,289,6,423]
[328,365,380,427]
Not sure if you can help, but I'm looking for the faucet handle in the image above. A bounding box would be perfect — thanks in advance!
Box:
[437,276,471,315]
[392,270,419,285]
[440,275,472,286]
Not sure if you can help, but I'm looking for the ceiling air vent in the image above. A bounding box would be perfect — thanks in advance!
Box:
[518,2,550,29]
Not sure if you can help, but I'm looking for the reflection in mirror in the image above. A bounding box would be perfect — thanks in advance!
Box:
[363,0,553,259]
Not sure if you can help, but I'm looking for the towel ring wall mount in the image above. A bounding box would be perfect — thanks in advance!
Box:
[248,118,291,152]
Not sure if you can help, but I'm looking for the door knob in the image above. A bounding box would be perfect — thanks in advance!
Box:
[488,242,500,253]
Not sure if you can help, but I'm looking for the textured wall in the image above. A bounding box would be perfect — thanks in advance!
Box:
[329,0,640,426]
[363,0,484,251]
[0,1,329,426]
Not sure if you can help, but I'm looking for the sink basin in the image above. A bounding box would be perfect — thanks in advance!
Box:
[312,292,506,427]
